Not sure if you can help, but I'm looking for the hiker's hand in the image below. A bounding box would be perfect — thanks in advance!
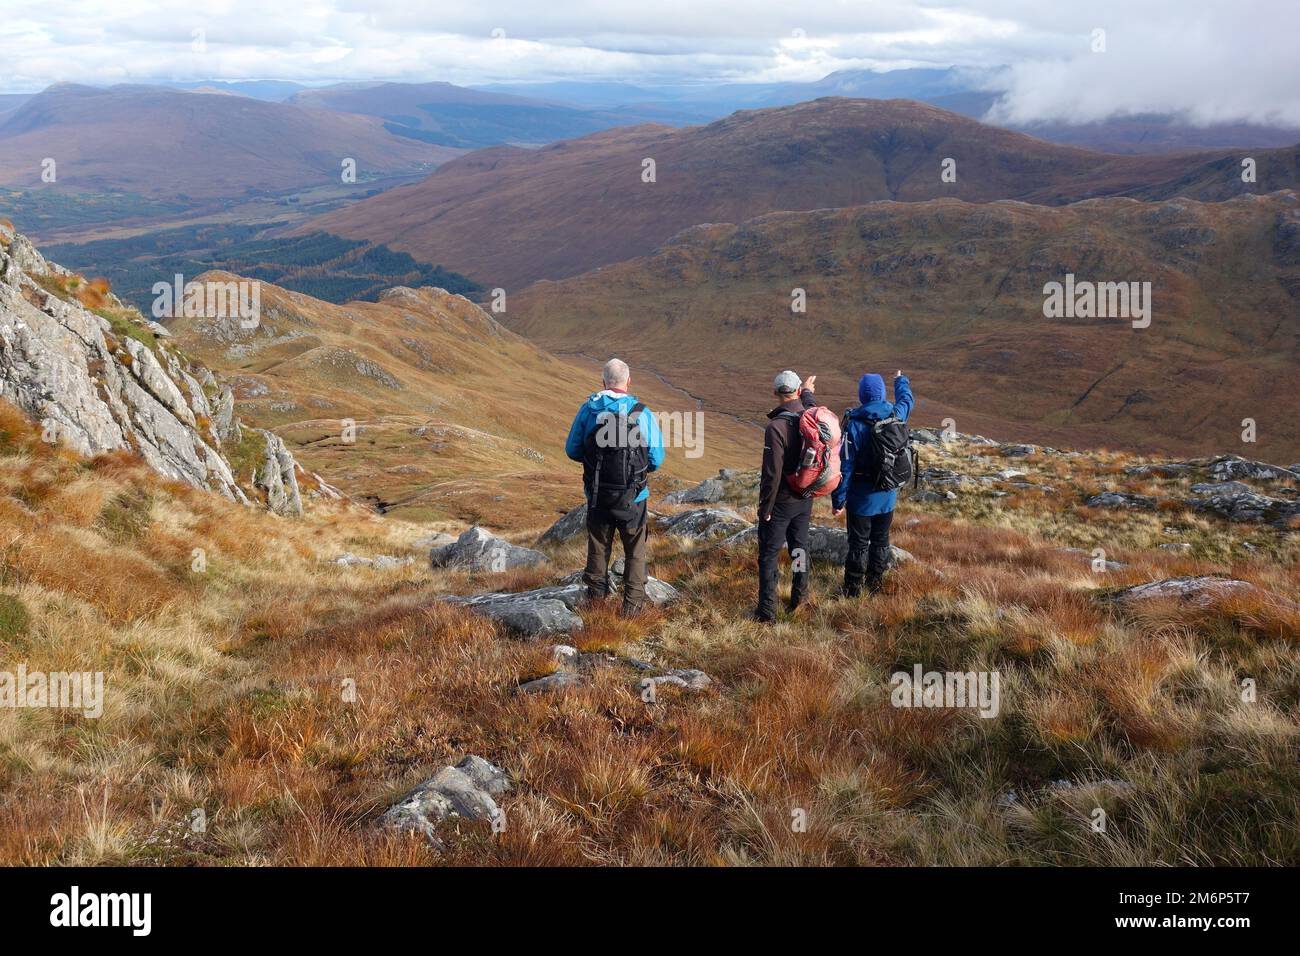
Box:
[763,514,771,522]
[895,369,903,379]
[833,507,844,517]
[802,375,816,393]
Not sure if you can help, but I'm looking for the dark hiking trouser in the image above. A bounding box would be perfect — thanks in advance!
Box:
[583,500,649,610]
[756,497,813,619]
[844,510,894,594]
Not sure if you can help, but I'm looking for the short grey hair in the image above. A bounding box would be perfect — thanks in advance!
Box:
[602,357,630,388]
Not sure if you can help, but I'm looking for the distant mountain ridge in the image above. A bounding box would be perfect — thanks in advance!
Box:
[0,83,457,203]
[302,97,1300,290]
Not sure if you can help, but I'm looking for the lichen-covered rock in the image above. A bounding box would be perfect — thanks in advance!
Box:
[1000,444,1039,457]
[1207,455,1298,483]
[252,428,302,516]
[664,478,724,504]
[640,668,712,692]
[443,593,581,637]
[1101,576,1280,609]
[517,670,585,694]
[1124,461,1195,478]
[659,507,751,539]
[1186,490,1300,525]
[378,755,509,845]
[1085,492,1159,510]
[431,526,548,571]
[537,503,587,546]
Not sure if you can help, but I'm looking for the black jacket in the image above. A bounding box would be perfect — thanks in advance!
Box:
[758,388,817,520]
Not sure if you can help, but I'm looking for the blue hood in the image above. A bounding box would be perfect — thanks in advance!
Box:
[858,373,885,404]
[584,390,640,414]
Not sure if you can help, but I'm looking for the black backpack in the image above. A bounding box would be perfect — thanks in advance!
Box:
[848,411,916,492]
[583,402,649,522]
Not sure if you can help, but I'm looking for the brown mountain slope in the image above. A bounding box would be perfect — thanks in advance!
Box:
[165,276,754,524]
[301,98,1300,290]
[0,84,459,200]
[507,191,1300,462]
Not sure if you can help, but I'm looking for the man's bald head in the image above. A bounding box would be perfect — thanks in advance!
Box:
[603,358,630,389]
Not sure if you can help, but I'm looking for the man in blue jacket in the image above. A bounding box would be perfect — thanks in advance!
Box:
[832,370,913,596]
[565,358,665,615]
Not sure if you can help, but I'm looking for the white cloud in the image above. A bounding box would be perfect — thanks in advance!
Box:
[0,0,1295,126]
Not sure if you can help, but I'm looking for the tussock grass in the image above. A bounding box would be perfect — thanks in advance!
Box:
[0,408,1296,866]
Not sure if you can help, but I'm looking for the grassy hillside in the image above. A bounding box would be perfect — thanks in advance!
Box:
[1,402,1296,865]
[509,192,1300,462]
[164,273,756,525]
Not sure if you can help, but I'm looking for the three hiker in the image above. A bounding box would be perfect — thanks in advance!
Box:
[565,358,664,615]
[565,360,912,621]
[754,370,823,623]
[832,371,914,596]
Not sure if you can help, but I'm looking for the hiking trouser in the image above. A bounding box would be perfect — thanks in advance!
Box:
[844,510,894,594]
[583,500,649,610]
[756,497,813,618]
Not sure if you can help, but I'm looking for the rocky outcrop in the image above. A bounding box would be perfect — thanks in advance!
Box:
[664,477,724,504]
[659,507,751,539]
[334,553,414,569]
[537,503,587,546]
[1207,455,1298,483]
[1187,489,1300,526]
[1085,492,1159,510]
[0,225,317,515]
[253,428,303,516]
[443,590,583,637]
[430,526,548,571]
[517,645,712,696]
[1,228,246,500]
[1100,576,1287,609]
[441,561,680,637]
[379,755,509,846]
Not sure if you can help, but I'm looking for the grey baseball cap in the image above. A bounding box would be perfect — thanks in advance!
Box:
[773,370,801,394]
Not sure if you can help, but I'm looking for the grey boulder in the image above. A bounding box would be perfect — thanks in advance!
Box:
[1186,490,1300,526]
[379,755,510,846]
[1100,576,1286,609]
[537,503,588,546]
[442,591,582,637]
[1207,455,1298,483]
[659,507,752,539]
[431,526,548,571]
[1085,492,1159,510]
[664,478,724,504]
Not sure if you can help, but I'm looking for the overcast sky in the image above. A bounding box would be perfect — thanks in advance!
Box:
[2,0,1297,125]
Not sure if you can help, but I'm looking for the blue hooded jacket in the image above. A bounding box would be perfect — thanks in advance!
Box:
[832,373,914,516]
[565,390,665,503]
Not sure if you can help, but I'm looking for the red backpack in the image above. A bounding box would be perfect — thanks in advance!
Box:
[781,405,842,498]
